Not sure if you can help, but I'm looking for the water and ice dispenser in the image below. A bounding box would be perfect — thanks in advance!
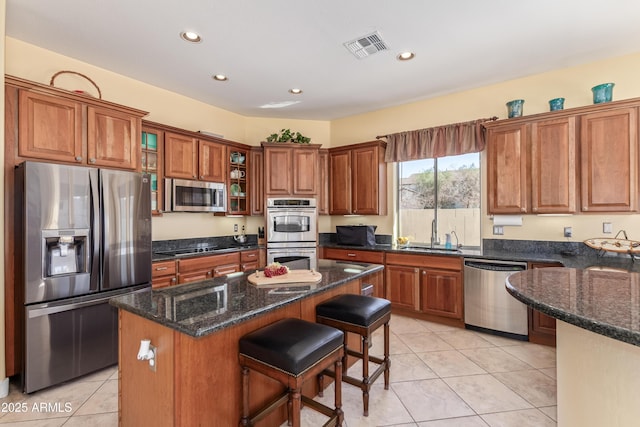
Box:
[43,231,89,277]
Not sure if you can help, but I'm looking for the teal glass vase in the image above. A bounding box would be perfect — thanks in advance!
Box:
[549,98,565,111]
[591,83,614,104]
[506,99,524,118]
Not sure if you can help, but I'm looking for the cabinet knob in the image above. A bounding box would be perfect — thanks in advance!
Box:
[200,175,204,180]
[521,207,526,212]
[89,158,96,164]
[583,206,588,211]
[171,278,176,284]
[422,271,426,275]
[75,156,83,162]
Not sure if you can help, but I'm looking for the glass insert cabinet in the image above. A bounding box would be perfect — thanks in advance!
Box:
[141,127,163,215]
[228,148,249,215]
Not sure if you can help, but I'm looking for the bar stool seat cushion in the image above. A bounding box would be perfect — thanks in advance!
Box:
[316,294,391,327]
[239,318,343,376]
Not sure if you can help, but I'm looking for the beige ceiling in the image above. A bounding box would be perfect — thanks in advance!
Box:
[6,0,640,120]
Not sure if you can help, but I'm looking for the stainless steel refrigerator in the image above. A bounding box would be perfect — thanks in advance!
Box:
[17,161,152,393]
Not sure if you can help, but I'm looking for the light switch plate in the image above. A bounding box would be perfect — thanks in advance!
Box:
[493,225,504,235]
[603,222,613,234]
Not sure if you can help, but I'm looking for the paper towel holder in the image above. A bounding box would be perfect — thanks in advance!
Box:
[137,339,157,372]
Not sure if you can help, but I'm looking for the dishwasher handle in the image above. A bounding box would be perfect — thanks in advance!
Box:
[464,260,527,272]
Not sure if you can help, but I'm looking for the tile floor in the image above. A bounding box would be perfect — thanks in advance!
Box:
[0,314,557,426]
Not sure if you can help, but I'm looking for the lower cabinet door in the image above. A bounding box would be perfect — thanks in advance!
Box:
[385,265,419,310]
[420,269,463,319]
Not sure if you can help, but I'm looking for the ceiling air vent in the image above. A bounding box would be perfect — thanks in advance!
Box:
[344,31,388,59]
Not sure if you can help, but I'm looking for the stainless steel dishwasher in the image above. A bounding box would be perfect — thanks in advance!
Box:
[463,258,528,340]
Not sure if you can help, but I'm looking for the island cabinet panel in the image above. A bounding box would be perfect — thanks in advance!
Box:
[580,107,637,212]
[322,248,385,297]
[530,117,577,213]
[486,123,529,214]
[119,310,175,427]
[118,276,365,426]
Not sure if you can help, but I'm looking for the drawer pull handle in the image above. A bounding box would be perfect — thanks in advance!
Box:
[347,253,356,257]
[155,267,168,271]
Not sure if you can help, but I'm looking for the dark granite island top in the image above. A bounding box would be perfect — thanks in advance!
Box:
[111,259,384,338]
[506,267,640,346]
[506,267,640,426]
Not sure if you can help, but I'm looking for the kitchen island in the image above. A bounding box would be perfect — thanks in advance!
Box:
[110,259,383,427]
[506,267,640,427]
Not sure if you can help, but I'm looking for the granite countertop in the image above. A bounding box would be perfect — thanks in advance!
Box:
[110,259,383,338]
[321,242,640,272]
[506,267,640,347]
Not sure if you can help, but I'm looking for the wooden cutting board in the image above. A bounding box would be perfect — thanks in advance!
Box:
[247,269,322,286]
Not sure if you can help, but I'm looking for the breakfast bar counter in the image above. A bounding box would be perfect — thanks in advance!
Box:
[506,268,640,427]
[110,259,383,427]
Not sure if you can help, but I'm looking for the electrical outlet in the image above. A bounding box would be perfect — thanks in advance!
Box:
[603,222,613,234]
[564,227,572,238]
[234,224,238,232]
[493,225,504,235]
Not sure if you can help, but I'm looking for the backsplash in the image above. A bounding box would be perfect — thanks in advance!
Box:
[153,235,258,253]
[319,232,392,246]
[483,238,599,257]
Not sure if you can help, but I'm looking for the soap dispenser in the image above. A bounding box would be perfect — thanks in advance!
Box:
[445,233,452,249]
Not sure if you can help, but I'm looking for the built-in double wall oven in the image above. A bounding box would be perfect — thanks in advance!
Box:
[266,198,317,270]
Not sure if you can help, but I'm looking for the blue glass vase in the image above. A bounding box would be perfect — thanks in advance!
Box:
[549,98,565,111]
[591,83,614,104]
[506,99,524,118]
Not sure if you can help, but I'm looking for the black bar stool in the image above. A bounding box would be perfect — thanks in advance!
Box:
[239,318,344,427]
[316,294,391,416]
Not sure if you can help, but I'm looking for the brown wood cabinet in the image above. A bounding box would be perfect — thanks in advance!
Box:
[177,252,240,284]
[228,147,249,215]
[15,80,145,170]
[527,261,563,346]
[249,147,264,216]
[530,117,577,213]
[263,143,320,196]
[485,98,640,215]
[318,149,329,215]
[164,132,226,182]
[385,252,463,325]
[580,107,637,212]
[142,126,164,215]
[241,250,260,272]
[322,247,385,297]
[329,140,387,215]
[152,260,178,289]
[486,123,529,214]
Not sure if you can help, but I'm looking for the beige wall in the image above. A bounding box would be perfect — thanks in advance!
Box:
[329,52,640,242]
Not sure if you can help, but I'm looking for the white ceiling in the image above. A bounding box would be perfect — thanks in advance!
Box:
[6,0,640,120]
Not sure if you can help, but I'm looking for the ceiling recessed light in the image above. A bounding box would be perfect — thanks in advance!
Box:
[289,88,303,94]
[397,51,415,61]
[212,74,228,82]
[180,31,202,43]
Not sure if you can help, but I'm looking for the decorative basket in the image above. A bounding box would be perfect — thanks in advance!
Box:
[49,70,102,99]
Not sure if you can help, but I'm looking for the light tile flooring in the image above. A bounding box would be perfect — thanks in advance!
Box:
[0,314,557,426]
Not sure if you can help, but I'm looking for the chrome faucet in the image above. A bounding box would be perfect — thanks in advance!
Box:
[451,230,460,248]
[430,219,439,247]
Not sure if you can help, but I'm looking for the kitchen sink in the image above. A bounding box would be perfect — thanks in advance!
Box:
[399,246,462,254]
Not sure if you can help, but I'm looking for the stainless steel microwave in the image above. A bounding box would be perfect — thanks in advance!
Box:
[164,178,226,212]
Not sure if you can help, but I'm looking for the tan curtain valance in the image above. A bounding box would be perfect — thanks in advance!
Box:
[380,117,497,162]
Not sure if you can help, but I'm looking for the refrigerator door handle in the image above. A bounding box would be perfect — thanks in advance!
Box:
[27,294,114,318]
[89,168,100,292]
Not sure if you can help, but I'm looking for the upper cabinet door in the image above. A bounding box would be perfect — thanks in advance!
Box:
[580,107,638,212]
[292,147,318,195]
[530,117,576,213]
[329,149,351,214]
[18,91,84,163]
[264,146,293,195]
[87,106,139,170]
[352,143,385,215]
[164,132,198,179]
[487,123,529,214]
[318,150,329,215]
[198,140,226,182]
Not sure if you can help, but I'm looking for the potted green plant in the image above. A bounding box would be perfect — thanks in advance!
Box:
[265,128,311,144]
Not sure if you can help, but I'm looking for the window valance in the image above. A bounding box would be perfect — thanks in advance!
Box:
[379,117,497,162]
